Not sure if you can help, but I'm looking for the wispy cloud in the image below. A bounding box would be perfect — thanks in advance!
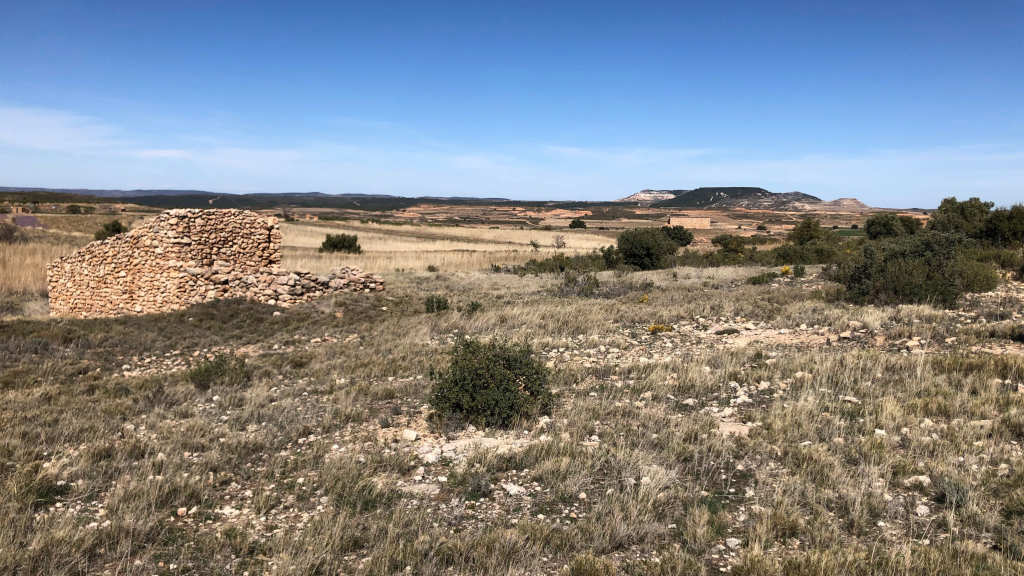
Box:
[0,106,125,151]
[0,104,1020,207]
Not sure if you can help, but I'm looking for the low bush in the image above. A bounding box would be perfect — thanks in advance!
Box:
[558,271,600,297]
[747,271,780,285]
[430,337,553,428]
[186,354,250,391]
[424,294,449,313]
[648,324,672,334]
[825,232,1000,307]
[94,220,127,241]
[618,227,678,270]
[569,217,587,229]
[793,264,806,278]
[0,221,25,244]
[320,233,362,254]
[463,300,483,315]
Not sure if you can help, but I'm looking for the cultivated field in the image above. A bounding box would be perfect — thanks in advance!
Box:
[1,211,1023,575]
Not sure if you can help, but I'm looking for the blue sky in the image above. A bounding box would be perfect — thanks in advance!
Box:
[1,1,1022,207]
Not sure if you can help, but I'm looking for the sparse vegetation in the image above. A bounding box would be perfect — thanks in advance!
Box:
[186,353,250,391]
[2,199,1023,574]
[424,294,450,313]
[430,337,553,428]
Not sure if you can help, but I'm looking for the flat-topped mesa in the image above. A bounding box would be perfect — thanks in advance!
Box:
[47,208,383,318]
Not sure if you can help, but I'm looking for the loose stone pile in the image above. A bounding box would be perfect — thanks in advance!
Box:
[47,209,383,318]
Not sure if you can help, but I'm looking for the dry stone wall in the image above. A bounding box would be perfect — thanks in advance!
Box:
[48,209,383,318]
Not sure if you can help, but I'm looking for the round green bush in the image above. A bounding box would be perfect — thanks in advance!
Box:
[430,337,553,428]
[617,227,678,270]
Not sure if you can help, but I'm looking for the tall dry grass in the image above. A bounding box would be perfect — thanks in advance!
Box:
[0,241,81,295]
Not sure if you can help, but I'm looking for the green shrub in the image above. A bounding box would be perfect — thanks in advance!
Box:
[94,220,127,241]
[600,245,622,269]
[430,337,553,428]
[825,232,999,307]
[617,228,678,270]
[788,218,837,245]
[0,221,24,244]
[320,233,361,253]
[424,294,449,313]
[186,354,250,391]
[793,264,806,278]
[981,205,1024,246]
[569,217,587,229]
[711,234,747,255]
[661,225,694,247]
[510,250,608,275]
[747,271,780,285]
[865,213,920,239]
[464,300,483,315]
[928,197,993,237]
[426,264,439,272]
[558,271,600,297]
[756,224,768,231]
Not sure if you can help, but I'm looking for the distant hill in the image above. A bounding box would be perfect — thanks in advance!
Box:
[618,187,833,210]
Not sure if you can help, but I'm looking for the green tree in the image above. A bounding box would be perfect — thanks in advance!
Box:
[568,217,587,229]
[660,225,694,247]
[319,233,362,253]
[927,197,993,236]
[980,205,1024,246]
[616,228,678,270]
[865,213,920,239]
[788,218,836,245]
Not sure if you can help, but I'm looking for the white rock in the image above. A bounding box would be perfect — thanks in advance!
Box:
[725,537,742,550]
[401,429,418,442]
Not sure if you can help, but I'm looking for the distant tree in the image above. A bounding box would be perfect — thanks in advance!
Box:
[617,228,678,270]
[865,213,920,240]
[319,233,361,253]
[788,218,836,246]
[94,220,127,241]
[711,234,746,255]
[660,225,694,247]
[756,224,768,231]
[568,217,587,229]
[927,197,993,236]
[66,204,84,214]
[980,204,1024,246]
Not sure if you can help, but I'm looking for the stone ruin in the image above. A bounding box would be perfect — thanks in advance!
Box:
[47,209,384,318]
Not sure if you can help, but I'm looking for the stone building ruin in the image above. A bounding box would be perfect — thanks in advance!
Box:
[47,209,383,318]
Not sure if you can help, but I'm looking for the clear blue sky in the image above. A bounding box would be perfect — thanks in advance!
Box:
[1,1,1021,207]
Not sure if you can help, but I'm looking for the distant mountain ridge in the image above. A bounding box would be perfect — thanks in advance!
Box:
[619,187,872,211]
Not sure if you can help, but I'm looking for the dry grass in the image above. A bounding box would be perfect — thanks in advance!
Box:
[0,240,81,295]
[281,221,614,273]
[1,266,1022,574]
[3,213,1024,574]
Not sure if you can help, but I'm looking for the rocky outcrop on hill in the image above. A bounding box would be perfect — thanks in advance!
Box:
[47,209,383,318]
